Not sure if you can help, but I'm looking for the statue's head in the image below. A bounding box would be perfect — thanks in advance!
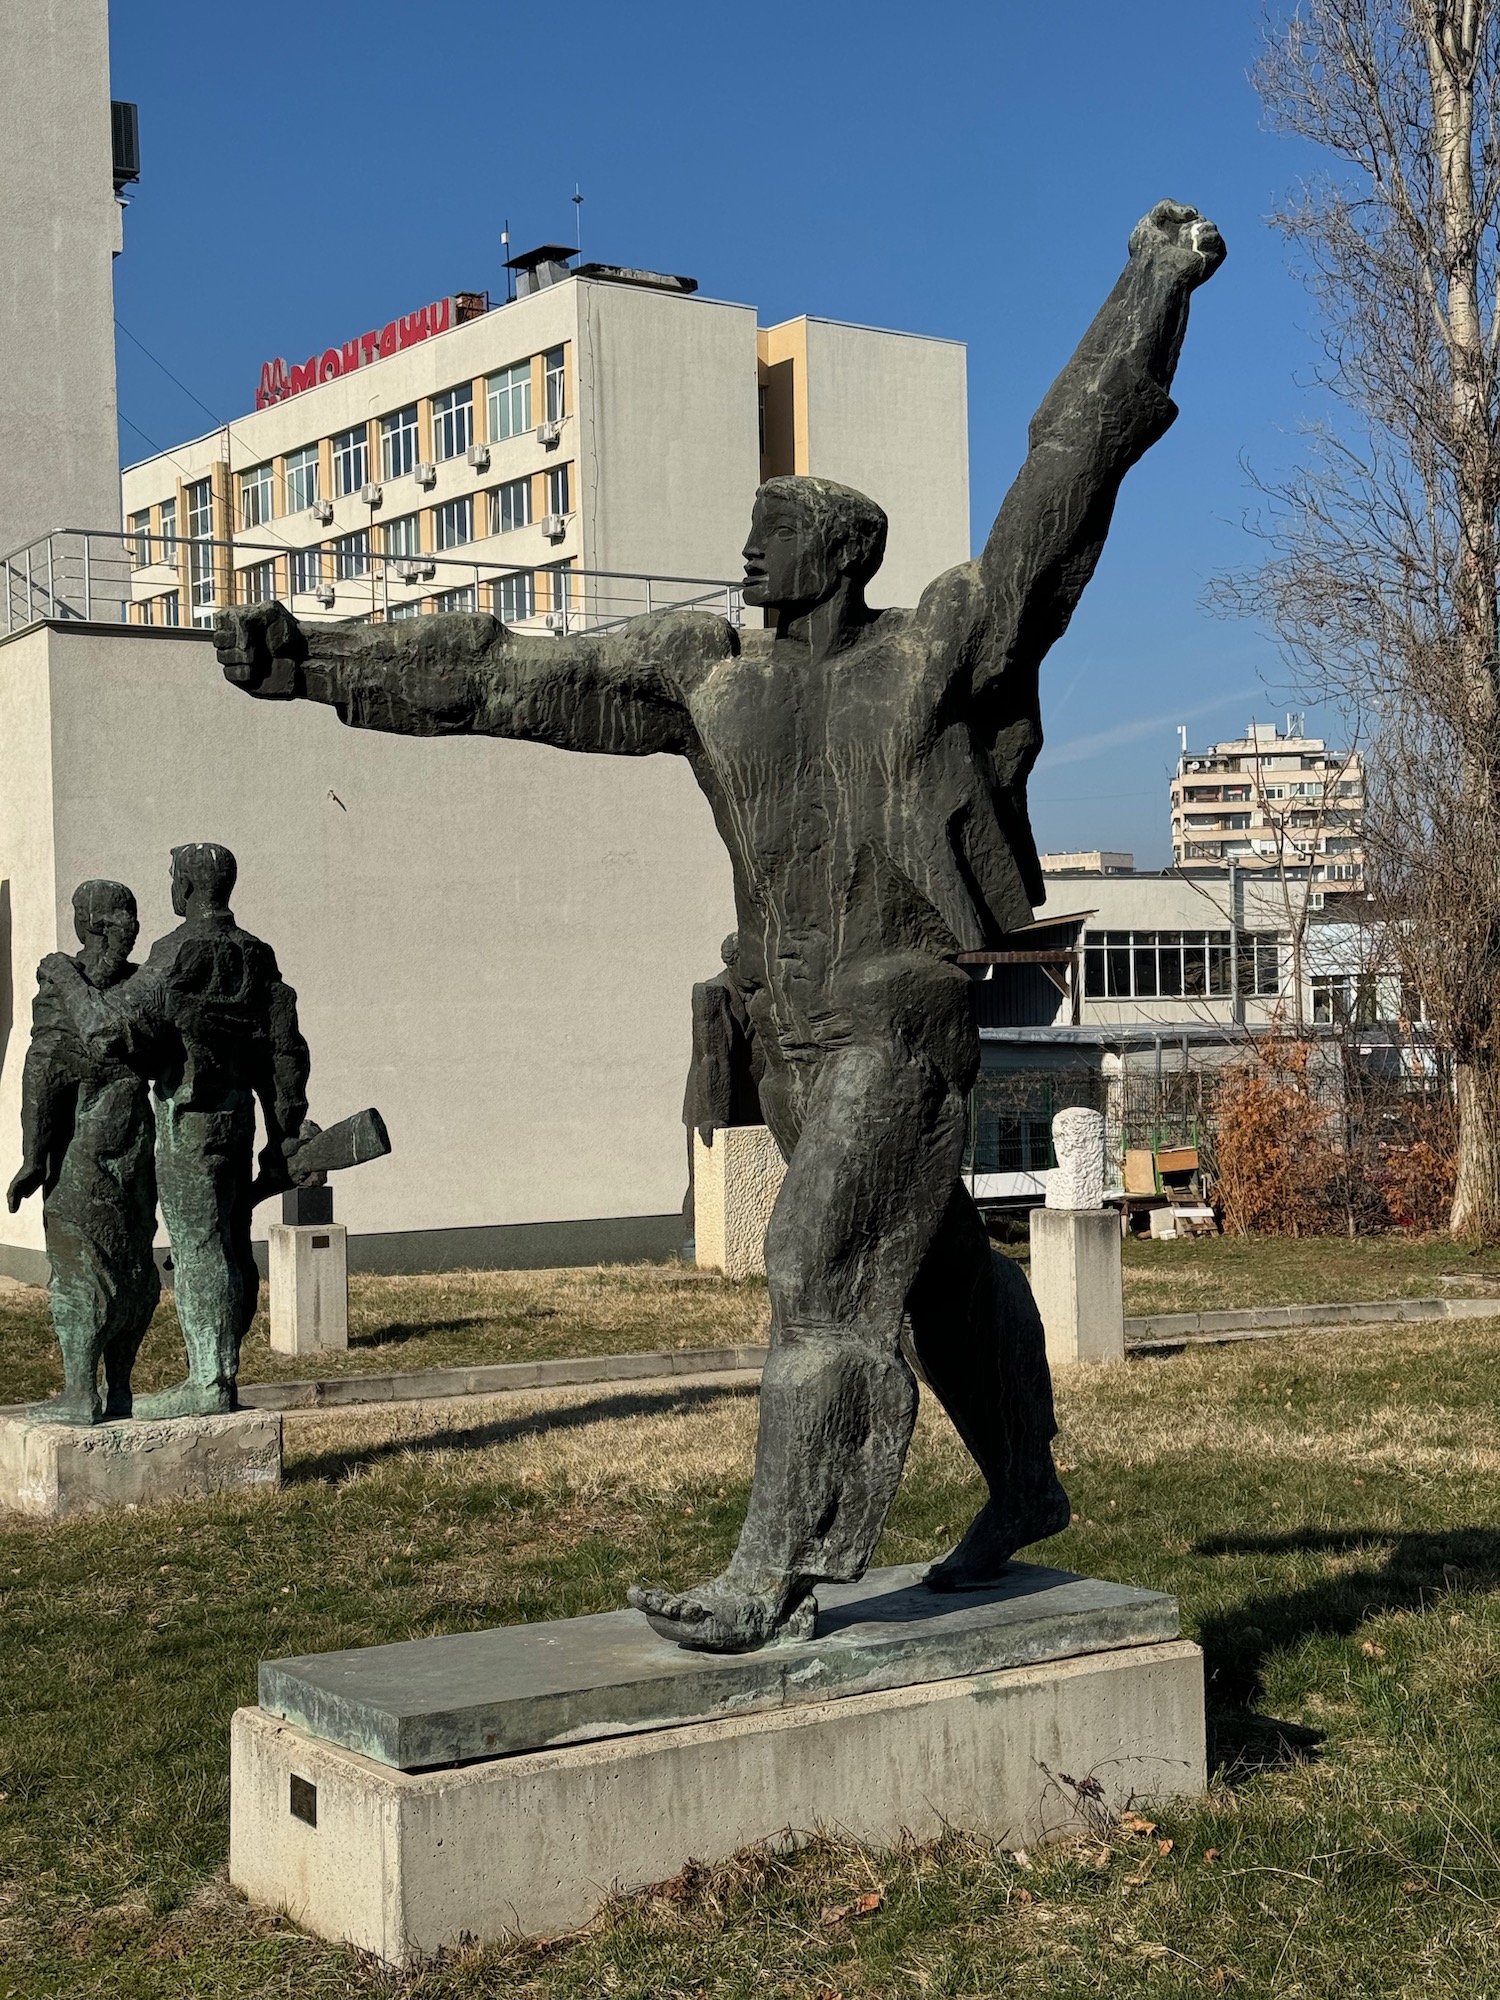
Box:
[170,841,237,918]
[71,879,138,979]
[742,477,887,613]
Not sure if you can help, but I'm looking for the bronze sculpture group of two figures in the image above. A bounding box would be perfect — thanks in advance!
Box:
[16,201,1222,1657]
[7,846,317,1423]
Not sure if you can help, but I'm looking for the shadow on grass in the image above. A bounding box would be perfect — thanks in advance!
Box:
[1194,1526,1500,1780]
[348,1314,494,1351]
[288,1378,759,1486]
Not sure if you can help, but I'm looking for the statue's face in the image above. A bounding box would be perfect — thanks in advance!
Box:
[742,492,842,611]
[83,904,138,979]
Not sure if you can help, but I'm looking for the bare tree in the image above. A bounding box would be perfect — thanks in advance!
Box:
[1222,0,1500,1235]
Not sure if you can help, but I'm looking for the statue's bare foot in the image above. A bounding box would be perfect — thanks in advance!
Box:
[629,1573,818,1652]
[28,1390,103,1427]
[1128,199,1225,290]
[131,1380,234,1420]
[925,1482,1072,1593]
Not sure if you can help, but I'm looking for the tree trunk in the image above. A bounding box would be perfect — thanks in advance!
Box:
[1450,1054,1500,1237]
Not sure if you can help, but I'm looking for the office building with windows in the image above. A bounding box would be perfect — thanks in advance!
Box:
[1170,721,1365,896]
[119,250,969,637]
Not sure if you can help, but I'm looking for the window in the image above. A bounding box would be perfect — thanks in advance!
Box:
[240,559,276,604]
[240,461,274,528]
[381,513,421,558]
[387,599,421,621]
[332,425,369,498]
[1312,974,1381,1027]
[489,477,531,535]
[381,404,419,480]
[1082,930,1281,1001]
[546,559,574,614]
[434,584,476,614]
[129,509,152,567]
[546,463,571,517]
[496,568,534,622]
[290,547,323,595]
[159,498,177,560]
[487,361,531,440]
[137,596,153,626]
[160,590,180,626]
[434,496,472,549]
[431,384,473,461]
[543,346,565,422]
[334,529,370,579]
[186,478,215,612]
[284,445,319,513]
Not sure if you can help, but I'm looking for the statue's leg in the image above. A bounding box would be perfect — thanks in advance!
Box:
[135,1097,254,1419]
[31,1210,106,1425]
[906,1186,1070,1589]
[631,954,974,1651]
[99,1233,162,1422]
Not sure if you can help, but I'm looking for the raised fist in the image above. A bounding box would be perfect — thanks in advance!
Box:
[214,601,307,699]
[1128,200,1226,290]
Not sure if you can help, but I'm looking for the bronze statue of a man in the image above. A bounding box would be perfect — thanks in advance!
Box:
[6,881,161,1423]
[215,201,1225,1650]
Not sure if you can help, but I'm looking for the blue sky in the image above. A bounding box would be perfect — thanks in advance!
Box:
[109,1,1330,868]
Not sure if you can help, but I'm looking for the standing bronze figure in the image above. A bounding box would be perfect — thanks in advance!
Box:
[214,202,1225,1649]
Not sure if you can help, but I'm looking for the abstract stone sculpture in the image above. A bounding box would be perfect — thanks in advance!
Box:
[215,201,1225,1650]
[5,882,161,1423]
[1047,1108,1107,1212]
[43,844,315,1418]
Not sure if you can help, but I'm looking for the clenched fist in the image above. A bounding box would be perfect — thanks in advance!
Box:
[214,601,308,698]
[1128,200,1226,291]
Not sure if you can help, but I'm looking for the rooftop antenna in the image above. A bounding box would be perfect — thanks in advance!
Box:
[572,183,583,259]
[501,220,513,303]
[1178,725,1188,753]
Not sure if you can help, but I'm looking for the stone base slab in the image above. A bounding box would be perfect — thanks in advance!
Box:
[0,1408,283,1518]
[231,1636,1205,1965]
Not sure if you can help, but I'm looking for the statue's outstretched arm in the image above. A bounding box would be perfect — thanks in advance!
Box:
[214,602,729,759]
[7,980,73,1207]
[969,201,1225,709]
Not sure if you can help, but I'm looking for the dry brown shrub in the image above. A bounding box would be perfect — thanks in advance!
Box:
[1212,1041,1349,1237]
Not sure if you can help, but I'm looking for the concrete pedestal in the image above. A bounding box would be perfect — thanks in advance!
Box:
[0,1408,282,1519]
[1029,1206,1125,1366]
[230,1564,1205,1964]
[269,1223,348,1357]
[693,1124,785,1279]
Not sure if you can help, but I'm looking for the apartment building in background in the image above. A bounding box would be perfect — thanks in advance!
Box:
[118,246,969,639]
[1169,720,1365,897]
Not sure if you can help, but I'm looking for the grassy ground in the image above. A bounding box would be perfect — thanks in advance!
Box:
[4,1312,1500,1996]
[4,1234,1495,1409]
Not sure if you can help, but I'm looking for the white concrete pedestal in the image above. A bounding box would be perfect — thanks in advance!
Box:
[269,1223,349,1357]
[0,1408,282,1519]
[231,1635,1204,1965]
[693,1124,785,1280]
[1029,1206,1126,1366]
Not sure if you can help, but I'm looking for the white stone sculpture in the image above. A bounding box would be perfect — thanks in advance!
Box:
[1046,1107,1106,1211]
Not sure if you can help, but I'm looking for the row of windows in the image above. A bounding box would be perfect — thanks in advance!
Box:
[1082,930,1283,1001]
[137,559,571,629]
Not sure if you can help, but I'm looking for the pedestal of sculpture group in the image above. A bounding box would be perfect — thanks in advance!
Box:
[692,1124,785,1279]
[268,1222,349,1356]
[1030,1108,1125,1367]
[230,1563,1205,1965]
[0,1407,283,1519]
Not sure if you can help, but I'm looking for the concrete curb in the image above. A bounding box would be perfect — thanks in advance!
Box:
[232,1296,1500,1412]
[237,1344,771,1412]
[1125,1294,1500,1348]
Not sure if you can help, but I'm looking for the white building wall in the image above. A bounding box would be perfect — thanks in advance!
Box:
[0,0,121,554]
[578,282,760,587]
[0,623,735,1279]
[801,318,970,608]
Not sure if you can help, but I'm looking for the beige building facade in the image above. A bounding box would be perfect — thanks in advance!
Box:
[1170,721,1365,896]
[119,267,970,636]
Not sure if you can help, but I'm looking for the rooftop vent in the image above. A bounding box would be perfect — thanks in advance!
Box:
[111,101,140,193]
[504,244,578,297]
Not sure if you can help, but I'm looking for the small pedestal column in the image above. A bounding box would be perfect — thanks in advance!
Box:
[1028,1108,1125,1367]
[692,1125,786,1279]
[268,1186,348,1357]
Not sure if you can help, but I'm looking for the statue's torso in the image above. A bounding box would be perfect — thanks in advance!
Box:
[36,960,156,1223]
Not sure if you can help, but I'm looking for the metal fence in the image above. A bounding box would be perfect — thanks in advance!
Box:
[1,527,745,639]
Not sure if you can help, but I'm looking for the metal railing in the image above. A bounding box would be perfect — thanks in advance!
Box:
[2,527,745,639]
